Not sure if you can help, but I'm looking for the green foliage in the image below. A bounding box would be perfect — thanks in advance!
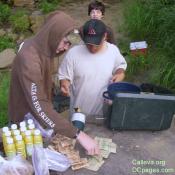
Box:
[0,2,11,24]
[122,0,175,90]
[151,56,175,91]
[0,36,15,52]
[125,53,150,79]
[38,0,60,14]
[0,72,10,127]
[9,10,30,33]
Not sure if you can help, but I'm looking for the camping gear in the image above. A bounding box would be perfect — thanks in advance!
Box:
[103,82,140,100]
[103,92,175,130]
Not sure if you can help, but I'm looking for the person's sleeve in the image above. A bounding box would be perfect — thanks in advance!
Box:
[58,51,74,84]
[17,54,77,138]
[113,46,127,74]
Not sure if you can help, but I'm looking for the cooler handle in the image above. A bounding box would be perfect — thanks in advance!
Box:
[103,91,111,99]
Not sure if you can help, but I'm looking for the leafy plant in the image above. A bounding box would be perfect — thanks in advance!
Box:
[9,10,30,33]
[0,36,16,52]
[38,0,60,14]
[0,2,11,24]
[126,53,149,78]
[0,72,10,127]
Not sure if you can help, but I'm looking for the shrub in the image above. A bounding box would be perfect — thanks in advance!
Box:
[38,0,59,14]
[0,72,10,127]
[0,36,15,52]
[9,10,30,33]
[125,53,150,80]
[0,2,11,24]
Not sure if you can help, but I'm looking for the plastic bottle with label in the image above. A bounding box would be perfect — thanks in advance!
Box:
[11,124,18,135]
[33,129,43,148]
[28,123,35,135]
[20,126,27,139]
[13,130,20,143]
[3,130,12,153]
[24,130,33,157]
[19,121,26,128]
[5,137,16,159]
[27,119,34,126]
[2,127,9,148]
[71,107,86,131]
[15,135,26,159]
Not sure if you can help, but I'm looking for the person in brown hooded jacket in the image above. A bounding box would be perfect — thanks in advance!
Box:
[8,11,99,155]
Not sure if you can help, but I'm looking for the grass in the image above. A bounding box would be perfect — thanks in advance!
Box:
[121,0,175,91]
[38,0,61,14]
[0,36,16,52]
[0,72,10,128]
[0,2,11,25]
[9,10,30,33]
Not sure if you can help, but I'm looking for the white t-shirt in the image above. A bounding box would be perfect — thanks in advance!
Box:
[59,42,127,117]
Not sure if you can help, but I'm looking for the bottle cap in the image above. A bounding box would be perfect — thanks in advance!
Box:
[2,127,9,133]
[16,135,23,141]
[13,130,20,136]
[34,129,41,135]
[25,130,31,136]
[28,123,35,130]
[27,119,33,125]
[19,121,26,128]
[11,124,17,130]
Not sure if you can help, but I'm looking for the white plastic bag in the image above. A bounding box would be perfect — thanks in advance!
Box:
[24,113,54,138]
[32,146,50,175]
[45,148,71,172]
[0,155,33,175]
[32,146,71,174]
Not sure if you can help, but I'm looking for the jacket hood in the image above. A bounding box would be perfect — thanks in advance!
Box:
[33,11,78,58]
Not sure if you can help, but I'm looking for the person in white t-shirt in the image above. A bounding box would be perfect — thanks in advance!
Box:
[59,19,127,119]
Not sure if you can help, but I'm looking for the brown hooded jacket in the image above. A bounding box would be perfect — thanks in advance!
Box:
[8,11,77,138]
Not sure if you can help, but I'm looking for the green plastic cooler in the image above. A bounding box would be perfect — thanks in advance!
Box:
[104,93,175,130]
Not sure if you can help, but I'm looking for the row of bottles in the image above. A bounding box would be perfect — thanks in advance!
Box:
[2,119,43,159]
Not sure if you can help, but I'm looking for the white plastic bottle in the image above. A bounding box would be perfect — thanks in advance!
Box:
[15,135,26,159]
[11,124,18,135]
[27,119,34,126]
[13,130,20,143]
[2,127,9,148]
[33,129,43,148]
[5,137,16,159]
[24,130,33,157]
[19,121,26,128]
[28,123,35,135]
[20,126,27,139]
[3,130,12,153]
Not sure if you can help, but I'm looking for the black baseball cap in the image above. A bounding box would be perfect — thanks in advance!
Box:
[83,19,106,46]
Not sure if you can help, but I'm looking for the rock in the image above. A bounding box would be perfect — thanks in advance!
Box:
[0,29,6,37]
[29,11,45,33]
[13,0,35,8]
[6,28,13,34]
[0,48,16,69]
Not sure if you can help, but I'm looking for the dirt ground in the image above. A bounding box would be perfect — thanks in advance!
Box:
[59,0,124,42]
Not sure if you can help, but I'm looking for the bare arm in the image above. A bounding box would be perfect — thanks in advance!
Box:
[112,68,125,82]
[60,79,71,96]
